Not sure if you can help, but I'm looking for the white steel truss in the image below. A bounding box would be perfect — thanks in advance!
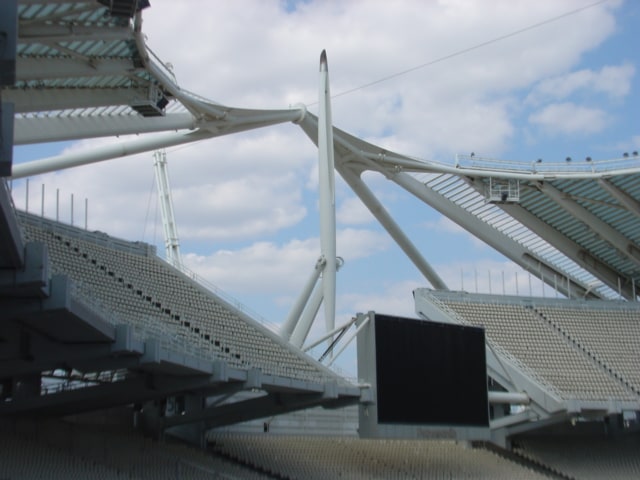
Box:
[5,0,640,364]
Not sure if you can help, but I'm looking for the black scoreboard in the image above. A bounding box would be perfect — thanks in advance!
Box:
[372,314,489,427]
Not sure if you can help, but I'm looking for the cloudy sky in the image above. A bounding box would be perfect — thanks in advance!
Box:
[12,0,639,375]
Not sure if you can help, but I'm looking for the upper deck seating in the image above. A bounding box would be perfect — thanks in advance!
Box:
[18,212,340,384]
[421,290,640,402]
[533,303,640,394]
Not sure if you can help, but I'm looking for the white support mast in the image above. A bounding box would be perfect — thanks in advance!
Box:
[318,49,338,337]
[153,149,183,269]
[280,50,340,353]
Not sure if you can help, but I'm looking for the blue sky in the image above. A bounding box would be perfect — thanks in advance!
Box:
[11,0,639,375]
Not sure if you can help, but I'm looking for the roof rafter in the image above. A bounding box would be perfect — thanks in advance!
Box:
[6,87,148,113]
[497,197,635,299]
[19,24,131,44]
[535,180,640,270]
[597,178,640,220]
[17,57,138,81]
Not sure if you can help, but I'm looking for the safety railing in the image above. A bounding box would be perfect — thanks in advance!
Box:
[455,153,640,175]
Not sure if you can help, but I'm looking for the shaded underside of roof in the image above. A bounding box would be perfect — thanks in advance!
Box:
[6,0,181,122]
[469,168,640,299]
[523,176,640,281]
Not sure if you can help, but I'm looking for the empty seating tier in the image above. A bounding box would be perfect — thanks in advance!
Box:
[18,212,340,384]
[420,290,640,402]
[0,417,269,480]
[514,435,640,480]
[533,303,640,394]
[209,433,549,479]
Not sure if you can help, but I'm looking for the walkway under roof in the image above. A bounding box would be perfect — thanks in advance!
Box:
[4,0,640,303]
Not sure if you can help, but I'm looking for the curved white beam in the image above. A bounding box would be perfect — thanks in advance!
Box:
[12,108,304,178]
[358,151,640,181]
[14,112,197,145]
[11,129,215,179]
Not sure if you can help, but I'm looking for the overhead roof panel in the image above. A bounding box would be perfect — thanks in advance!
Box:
[5,1,184,128]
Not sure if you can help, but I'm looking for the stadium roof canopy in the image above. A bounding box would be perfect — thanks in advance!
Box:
[4,0,640,305]
[7,0,305,150]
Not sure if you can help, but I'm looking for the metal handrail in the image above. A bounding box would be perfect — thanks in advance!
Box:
[455,153,640,175]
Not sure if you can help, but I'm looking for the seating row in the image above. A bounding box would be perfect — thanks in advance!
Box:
[423,290,639,402]
[210,433,548,480]
[514,435,640,480]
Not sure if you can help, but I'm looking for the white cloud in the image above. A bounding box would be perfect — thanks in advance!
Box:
[175,174,307,241]
[182,227,390,295]
[337,227,391,259]
[526,63,635,105]
[336,196,374,225]
[183,237,316,294]
[142,0,619,159]
[13,128,315,243]
[528,102,609,135]
[340,279,423,319]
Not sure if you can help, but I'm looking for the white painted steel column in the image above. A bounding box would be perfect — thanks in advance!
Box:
[153,150,182,269]
[318,50,337,336]
[290,281,325,348]
[281,257,324,341]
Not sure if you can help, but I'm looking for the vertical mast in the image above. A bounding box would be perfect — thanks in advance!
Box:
[318,50,337,336]
[153,149,183,269]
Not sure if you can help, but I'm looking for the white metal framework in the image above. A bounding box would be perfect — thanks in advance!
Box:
[3,0,640,441]
[6,1,640,342]
[152,149,182,270]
